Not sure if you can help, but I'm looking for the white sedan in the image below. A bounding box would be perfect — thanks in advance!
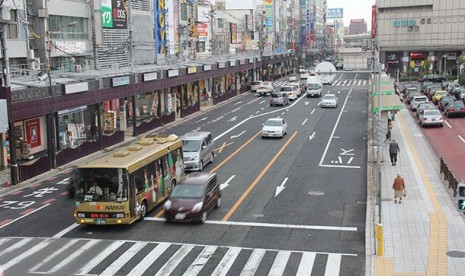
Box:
[320,94,338,108]
[261,118,287,138]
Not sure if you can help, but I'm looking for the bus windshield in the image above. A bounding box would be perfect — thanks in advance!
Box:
[75,168,128,202]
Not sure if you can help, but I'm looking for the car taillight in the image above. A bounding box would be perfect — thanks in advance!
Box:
[449,108,456,112]
[461,108,465,111]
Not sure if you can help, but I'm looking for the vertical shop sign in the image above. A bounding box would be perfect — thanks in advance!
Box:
[25,119,41,148]
[101,0,113,28]
[102,0,127,29]
[371,5,377,38]
[155,0,166,54]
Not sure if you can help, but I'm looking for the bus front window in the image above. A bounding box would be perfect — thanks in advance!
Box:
[76,168,128,202]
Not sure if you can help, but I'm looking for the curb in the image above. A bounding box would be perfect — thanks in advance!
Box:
[366,77,376,276]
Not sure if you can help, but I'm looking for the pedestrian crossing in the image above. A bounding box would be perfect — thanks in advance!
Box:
[0,237,357,275]
[273,79,368,88]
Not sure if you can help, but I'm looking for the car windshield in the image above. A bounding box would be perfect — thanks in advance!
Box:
[435,92,447,96]
[424,110,441,116]
[75,168,128,202]
[308,83,320,89]
[171,184,204,198]
[182,139,201,152]
[265,120,283,127]
[323,95,336,100]
[280,87,293,91]
[449,102,464,108]
[271,94,282,98]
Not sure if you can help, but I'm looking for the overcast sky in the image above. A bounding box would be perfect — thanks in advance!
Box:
[223,0,375,29]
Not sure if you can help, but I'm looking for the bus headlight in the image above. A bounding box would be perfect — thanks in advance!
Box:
[164,200,172,210]
[77,213,85,218]
[192,202,203,212]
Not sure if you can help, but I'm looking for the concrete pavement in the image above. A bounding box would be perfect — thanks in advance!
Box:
[373,103,465,275]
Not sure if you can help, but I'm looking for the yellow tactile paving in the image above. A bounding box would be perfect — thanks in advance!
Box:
[375,113,448,276]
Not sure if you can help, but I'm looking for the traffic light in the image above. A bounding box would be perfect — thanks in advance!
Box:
[457,182,465,212]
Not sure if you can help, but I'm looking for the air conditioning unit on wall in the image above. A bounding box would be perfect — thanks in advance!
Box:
[74,65,82,73]
[31,58,40,70]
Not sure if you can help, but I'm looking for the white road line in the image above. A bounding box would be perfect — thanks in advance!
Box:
[445,121,452,128]
[363,80,367,86]
[319,164,361,169]
[311,109,316,115]
[0,238,11,247]
[296,252,316,276]
[47,240,99,274]
[318,92,352,167]
[255,110,260,114]
[324,254,342,276]
[128,243,171,276]
[100,241,148,276]
[259,100,266,104]
[155,244,195,276]
[212,116,224,123]
[53,223,80,238]
[0,204,50,230]
[458,135,465,144]
[354,73,358,80]
[220,175,236,190]
[0,237,33,258]
[347,157,354,164]
[3,238,53,270]
[240,249,266,276]
[211,247,241,276]
[268,251,291,276]
[195,117,208,123]
[30,239,79,272]
[77,240,125,275]
[338,156,343,163]
[346,80,352,86]
[231,107,241,113]
[301,118,308,126]
[281,112,285,115]
[184,245,218,276]
[234,101,242,105]
[146,217,357,231]
[261,107,265,110]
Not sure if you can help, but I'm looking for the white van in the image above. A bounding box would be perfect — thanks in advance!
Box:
[306,80,322,98]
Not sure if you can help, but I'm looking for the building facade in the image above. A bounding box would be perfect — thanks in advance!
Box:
[376,0,465,76]
[348,19,368,35]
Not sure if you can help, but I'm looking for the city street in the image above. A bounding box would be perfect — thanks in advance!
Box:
[0,73,370,275]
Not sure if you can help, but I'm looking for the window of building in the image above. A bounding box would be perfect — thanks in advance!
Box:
[6,9,18,39]
[49,16,88,39]
[180,3,187,21]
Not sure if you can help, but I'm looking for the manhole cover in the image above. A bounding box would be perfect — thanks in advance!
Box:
[252,214,264,218]
[308,191,325,196]
[447,251,465,258]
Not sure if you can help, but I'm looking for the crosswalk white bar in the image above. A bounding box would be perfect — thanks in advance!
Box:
[100,241,148,276]
[0,238,11,247]
[30,239,79,272]
[155,244,195,276]
[268,251,291,276]
[128,242,171,276]
[346,80,352,86]
[296,252,316,276]
[363,80,367,86]
[183,245,218,276]
[324,254,342,276]
[0,237,33,258]
[77,240,125,275]
[211,247,241,276]
[47,240,99,274]
[341,80,347,86]
[2,239,53,270]
[239,248,266,276]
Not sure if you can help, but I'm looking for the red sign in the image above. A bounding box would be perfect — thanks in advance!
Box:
[371,5,377,38]
[25,118,41,148]
[409,53,425,60]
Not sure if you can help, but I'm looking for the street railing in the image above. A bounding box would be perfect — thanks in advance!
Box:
[440,157,461,196]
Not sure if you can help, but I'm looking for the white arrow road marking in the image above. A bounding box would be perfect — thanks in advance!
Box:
[340,148,355,155]
[259,100,266,104]
[220,175,235,190]
[234,101,242,105]
[338,156,343,164]
[228,116,237,122]
[347,157,354,164]
[261,107,265,110]
[311,108,316,114]
[305,101,310,106]
[458,135,465,144]
[337,90,341,94]
[230,130,246,139]
[255,110,260,114]
[302,118,308,126]
[309,132,316,140]
[56,177,72,185]
[196,117,208,123]
[275,177,288,197]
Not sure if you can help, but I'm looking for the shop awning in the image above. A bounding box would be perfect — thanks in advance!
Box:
[372,74,403,113]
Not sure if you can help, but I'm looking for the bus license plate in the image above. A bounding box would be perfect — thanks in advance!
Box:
[175,213,186,220]
[95,219,106,225]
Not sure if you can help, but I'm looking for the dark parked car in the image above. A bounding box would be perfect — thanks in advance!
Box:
[164,172,221,223]
[419,74,445,83]
[444,101,465,118]
[405,90,422,104]
[438,96,456,111]
[402,82,417,94]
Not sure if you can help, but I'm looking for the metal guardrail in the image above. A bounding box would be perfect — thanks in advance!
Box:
[440,157,461,196]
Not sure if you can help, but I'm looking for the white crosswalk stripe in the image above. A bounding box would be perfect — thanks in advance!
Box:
[330,79,369,87]
[0,237,356,276]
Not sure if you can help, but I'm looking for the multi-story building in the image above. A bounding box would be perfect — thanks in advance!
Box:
[376,0,465,76]
[348,19,367,35]
[299,0,327,59]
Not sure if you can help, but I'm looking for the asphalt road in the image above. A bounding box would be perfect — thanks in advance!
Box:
[0,72,369,276]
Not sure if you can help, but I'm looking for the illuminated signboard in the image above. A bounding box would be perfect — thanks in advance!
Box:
[327,8,343,19]
[101,0,127,29]
[393,20,416,28]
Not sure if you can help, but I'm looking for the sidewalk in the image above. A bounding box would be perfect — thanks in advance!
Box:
[374,107,465,275]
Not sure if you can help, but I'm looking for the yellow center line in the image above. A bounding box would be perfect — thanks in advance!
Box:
[222,131,298,222]
[155,209,165,218]
[209,131,261,174]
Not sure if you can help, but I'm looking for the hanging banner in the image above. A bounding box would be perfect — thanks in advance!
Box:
[154,0,167,54]
[371,5,377,38]
[25,118,41,148]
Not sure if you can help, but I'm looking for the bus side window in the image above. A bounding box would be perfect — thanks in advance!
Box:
[133,169,145,194]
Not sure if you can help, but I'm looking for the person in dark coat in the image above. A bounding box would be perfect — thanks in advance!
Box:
[389,139,400,166]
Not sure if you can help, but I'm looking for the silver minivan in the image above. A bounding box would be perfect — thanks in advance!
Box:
[181,132,214,171]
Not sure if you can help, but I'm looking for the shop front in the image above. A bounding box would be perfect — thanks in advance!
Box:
[213,75,227,104]
[181,81,200,117]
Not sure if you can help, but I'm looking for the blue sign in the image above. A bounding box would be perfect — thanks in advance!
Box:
[327,8,343,19]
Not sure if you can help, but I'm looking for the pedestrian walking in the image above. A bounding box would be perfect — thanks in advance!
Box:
[392,172,405,204]
[385,118,393,142]
[90,121,98,142]
[389,139,400,166]
[391,111,396,121]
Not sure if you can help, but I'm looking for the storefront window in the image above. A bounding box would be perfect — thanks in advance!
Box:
[171,86,181,115]
[225,74,235,94]
[58,107,88,149]
[185,82,199,107]
[102,100,120,133]
[213,76,225,98]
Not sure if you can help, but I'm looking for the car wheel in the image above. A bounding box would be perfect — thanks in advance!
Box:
[215,197,222,208]
[139,201,147,221]
[200,212,207,224]
[210,153,214,164]
[440,124,444,127]
[199,160,204,171]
